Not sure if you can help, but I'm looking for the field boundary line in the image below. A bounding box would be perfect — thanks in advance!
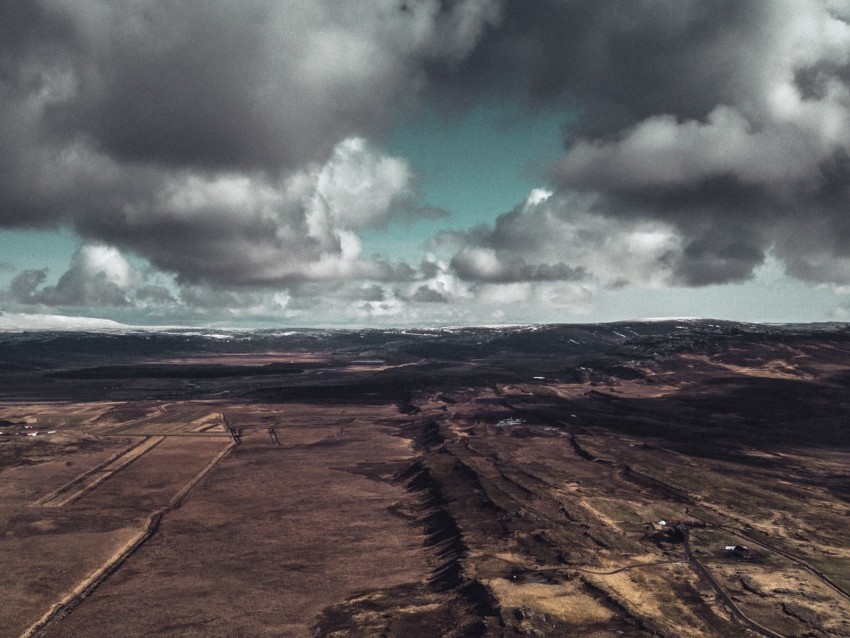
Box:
[268,428,281,446]
[572,559,684,575]
[32,437,152,507]
[221,412,240,444]
[19,509,165,638]
[21,439,237,638]
[169,440,236,509]
[37,436,165,508]
[100,408,167,435]
[682,529,785,638]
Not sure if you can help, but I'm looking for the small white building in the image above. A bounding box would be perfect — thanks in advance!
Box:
[725,545,751,559]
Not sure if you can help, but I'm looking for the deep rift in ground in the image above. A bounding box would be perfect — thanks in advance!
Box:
[1,323,850,637]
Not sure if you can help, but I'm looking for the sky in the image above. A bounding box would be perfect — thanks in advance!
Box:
[2,0,850,328]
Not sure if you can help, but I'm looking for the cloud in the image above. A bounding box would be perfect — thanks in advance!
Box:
[5,0,850,324]
[435,1,850,286]
[450,247,587,283]
[10,245,133,307]
[440,1,839,124]
[89,137,433,286]
[0,0,498,285]
[9,270,49,303]
[6,136,430,288]
[410,285,449,303]
[0,242,600,325]
[133,285,176,306]
[439,189,683,288]
[9,0,502,172]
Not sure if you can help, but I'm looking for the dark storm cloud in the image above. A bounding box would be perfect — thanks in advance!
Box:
[9,248,131,307]
[673,236,766,287]
[9,269,49,303]
[451,249,586,284]
[432,1,770,126]
[4,0,850,302]
[9,0,501,173]
[439,191,682,287]
[133,285,176,305]
[435,0,850,286]
[0,0,501,286]
[410,285,449,303]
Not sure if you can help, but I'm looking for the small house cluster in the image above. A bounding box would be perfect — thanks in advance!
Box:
[646,518,706,543]
[724,544,752,559]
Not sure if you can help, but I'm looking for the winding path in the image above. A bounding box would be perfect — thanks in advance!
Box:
[681,528,785,638]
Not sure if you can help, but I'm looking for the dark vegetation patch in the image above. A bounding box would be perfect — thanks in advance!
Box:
[510,371,850,457]
[247,381,412,405]
[51,362,307,380]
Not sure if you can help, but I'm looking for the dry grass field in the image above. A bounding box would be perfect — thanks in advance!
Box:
[1,322,849,636]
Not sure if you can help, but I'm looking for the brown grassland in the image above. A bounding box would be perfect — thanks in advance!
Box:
[1,324,849,636]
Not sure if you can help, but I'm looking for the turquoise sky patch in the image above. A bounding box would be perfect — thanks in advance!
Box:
[359,103,568,260]
[0,228,78,286]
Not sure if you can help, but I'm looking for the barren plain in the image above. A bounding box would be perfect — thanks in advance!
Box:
[1,321,849,637]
